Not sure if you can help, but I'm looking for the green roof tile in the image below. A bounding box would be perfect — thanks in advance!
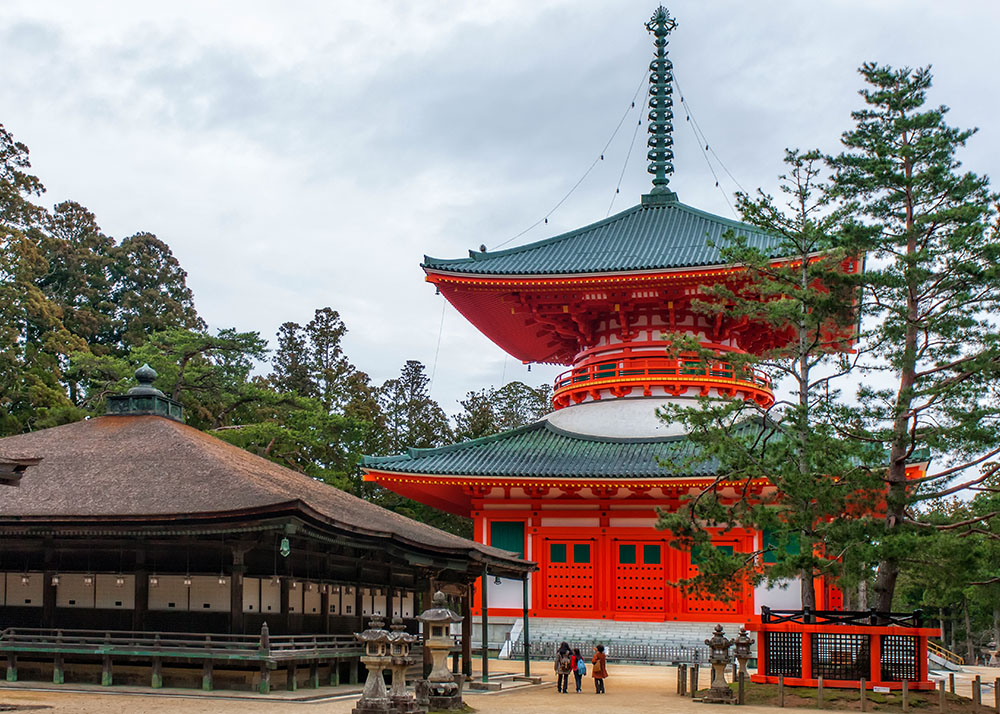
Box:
[422,198,783,277]
[361,421,719,479]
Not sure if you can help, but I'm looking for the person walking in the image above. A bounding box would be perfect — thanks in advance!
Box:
[592,644,608,694]
[554,641,572,693]
[572,647,585,692]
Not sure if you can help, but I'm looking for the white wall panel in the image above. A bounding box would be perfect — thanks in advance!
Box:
[261,578,280,614]
[342,586,356,616]
[5,572,43,607]
[287,582,304,613]
[303,584,321,614]
[56,574,95,608]
[95,574,134,609]
[148,575,189,611]
[243,577,261,613]
[189,576,230,612]
[327,587,341,614]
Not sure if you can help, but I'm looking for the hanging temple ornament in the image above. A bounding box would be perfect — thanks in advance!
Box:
[645,5,677,195]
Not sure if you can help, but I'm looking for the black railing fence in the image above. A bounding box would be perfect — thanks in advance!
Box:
[760,607,923,628]
[509,640,707,664]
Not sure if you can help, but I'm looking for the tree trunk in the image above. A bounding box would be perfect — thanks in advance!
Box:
[993,606,999,659]
[963,598,975,665]
[858,580,868,611]
[800,570,816,610]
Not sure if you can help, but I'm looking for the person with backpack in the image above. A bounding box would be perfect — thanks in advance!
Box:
[571,647,586,692]
[592,644,608,694]
[554,641,572,693]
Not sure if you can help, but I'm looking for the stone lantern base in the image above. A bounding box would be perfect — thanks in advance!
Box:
[426,674,465,711]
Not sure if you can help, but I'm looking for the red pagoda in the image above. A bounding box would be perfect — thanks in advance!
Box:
[363,8,859,625]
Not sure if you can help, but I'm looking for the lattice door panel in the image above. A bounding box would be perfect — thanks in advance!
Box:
[684,544,742,615]
[614,542,665,613]
[543,541,594,611]
[881,635,918,681]
[765,632,802,677]
[812,632,870,681]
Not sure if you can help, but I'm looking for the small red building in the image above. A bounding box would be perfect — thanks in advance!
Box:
[363,7,858,625]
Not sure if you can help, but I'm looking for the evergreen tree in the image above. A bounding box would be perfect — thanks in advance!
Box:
[377,360,453,453]
[656,149,871,607]
[109,232,203,351]
[455,381,551,440]
[829,64,1000,612]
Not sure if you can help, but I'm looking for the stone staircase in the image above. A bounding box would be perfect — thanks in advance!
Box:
[493,617,744,662]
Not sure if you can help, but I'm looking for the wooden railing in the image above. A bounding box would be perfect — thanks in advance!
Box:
[552,355,773,407]
[760,607,924,628]
[0,627,363,663]
[927,640,964,666]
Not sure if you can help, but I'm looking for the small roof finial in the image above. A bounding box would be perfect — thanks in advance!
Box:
[128,364,165,397]
[645,6,677,196]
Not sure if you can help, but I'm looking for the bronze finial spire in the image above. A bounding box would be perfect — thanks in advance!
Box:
[645,6,677,196]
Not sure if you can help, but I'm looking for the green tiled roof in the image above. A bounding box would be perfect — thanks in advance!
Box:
[361,420,718,479]
[422,195,784,276]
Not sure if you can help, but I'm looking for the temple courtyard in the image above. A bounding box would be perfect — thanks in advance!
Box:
[0,659,994,713]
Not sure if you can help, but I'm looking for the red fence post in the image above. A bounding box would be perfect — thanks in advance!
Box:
[801,632,812,681]
[869,633,881,687]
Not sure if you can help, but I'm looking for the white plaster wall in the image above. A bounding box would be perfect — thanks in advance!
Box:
[539,517,600,527]
[287,582,304,613]
[95,574,134,609]
[303,585,322,614]
[261,579,281,614]
[56,574,95,608]
[148,576,188,611]
[189,576,229,612]
[373,591,387,616]
[243,577,261,613]
[5,572,43,607]
[327,588,341,614]
[754,578,802,613]
[342,586,357,616]
[546,396,724,438]
[486,577,523,610]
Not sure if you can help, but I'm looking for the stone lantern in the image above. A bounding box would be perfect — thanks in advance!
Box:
[417,591,464,711]
[733,625,755,677]
[354,616,393,714]
[387,616,421,714]
[701,624,736,704]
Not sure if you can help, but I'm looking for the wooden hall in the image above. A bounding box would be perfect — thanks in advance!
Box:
[0,366,531,691]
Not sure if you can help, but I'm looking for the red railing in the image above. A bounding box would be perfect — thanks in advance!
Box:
[552,355,773,408]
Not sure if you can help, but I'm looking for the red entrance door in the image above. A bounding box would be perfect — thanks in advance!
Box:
[614,541,665,617]
[542,540,595,612]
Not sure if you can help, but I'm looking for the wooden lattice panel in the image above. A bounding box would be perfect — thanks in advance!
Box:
[614,542,665,613]
[543,541,594,611]
[684,544,742,615]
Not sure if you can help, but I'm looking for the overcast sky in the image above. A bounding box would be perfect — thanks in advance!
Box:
[2,1,999,415]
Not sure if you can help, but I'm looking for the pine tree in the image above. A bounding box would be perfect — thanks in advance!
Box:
[656,149,872,608]
[829,64,1000,612]
[454,381,551,440]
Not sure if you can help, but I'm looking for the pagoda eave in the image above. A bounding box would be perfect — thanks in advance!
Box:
[363,469,772,518]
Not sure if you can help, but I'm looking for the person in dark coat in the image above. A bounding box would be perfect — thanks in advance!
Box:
[554,641,572,693]
[592,644,608,693]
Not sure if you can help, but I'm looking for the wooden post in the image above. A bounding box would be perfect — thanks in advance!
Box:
[973,676,981,707]
[521,575,529,679]
[5,653,15,683]
[939,679,945,712]
[423,582,435,679]
[481,564,489,684]
[230,566,246,634]
[348,657,359,685]
[779,674,785,708]
[309,659,319,689]
[860,678,866,712]
[42,569,57,628]
[151,657,163,689]
[53,653,64,685]
[902,679,908,712]
[690,663,699,698]
[320,589,331,636]
[202,660,213,691]
[680,664,687,696]
[738,671,746,705]
[818,675,824,709]
[259,663,271,694]
[677,664,685,695]
[329,659,340,687]
[280,578,291,634]
[994,677,999,713]
[133,567,149,631]
[949,672,955,694]
[101,654,113,686]
[287,662,298,692]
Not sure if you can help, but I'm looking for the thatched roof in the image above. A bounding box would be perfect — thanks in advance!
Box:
[0,415,532,574]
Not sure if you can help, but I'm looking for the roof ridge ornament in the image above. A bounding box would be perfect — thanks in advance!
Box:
[643,5,679,205]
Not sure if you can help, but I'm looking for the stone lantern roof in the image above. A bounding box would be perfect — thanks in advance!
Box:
[417,591,463,625]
